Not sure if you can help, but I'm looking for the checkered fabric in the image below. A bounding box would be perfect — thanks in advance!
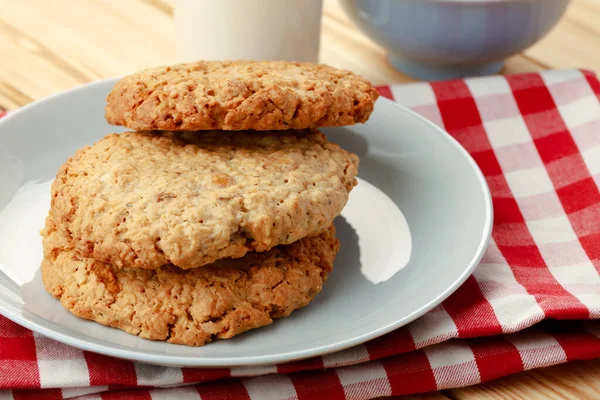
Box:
[1,69,599,399]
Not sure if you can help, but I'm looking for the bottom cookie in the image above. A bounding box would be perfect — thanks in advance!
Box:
[41,218,339,346]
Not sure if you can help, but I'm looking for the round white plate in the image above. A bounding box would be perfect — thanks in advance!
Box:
[0,79,492,367]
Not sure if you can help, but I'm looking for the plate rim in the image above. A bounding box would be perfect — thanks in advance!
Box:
[0,78,493,367]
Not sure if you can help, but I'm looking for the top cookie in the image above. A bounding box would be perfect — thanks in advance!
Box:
[50,129,358,270]
[105,60,379,131]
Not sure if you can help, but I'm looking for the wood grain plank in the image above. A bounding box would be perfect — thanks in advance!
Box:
[0,82,33,109]
[449,359,600,399]
[0,0,176,77]
[524,0,600,72]
[0,18,94,84]
[0,18,84,108]
[564,0,600,36]
[139,0,173,16]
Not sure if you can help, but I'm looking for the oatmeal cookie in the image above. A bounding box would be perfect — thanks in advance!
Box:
[105,60,379,131]
[42,217,339,346]
[50,130,358,269]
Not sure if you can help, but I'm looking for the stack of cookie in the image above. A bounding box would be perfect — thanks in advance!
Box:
[41,61,378,346]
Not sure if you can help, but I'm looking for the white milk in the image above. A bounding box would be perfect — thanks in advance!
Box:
[174,0,324,63]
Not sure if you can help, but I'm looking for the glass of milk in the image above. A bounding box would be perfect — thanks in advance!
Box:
[175,0,324,63]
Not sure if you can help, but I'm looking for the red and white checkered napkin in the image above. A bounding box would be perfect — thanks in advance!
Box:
[2,69,600,400]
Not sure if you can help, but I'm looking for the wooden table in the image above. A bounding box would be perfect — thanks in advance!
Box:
[0,0,599,398]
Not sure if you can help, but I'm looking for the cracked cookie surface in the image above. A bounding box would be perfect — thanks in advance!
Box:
[41,217,339,347]
[105,60,379,131]
[50,130,358,270]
